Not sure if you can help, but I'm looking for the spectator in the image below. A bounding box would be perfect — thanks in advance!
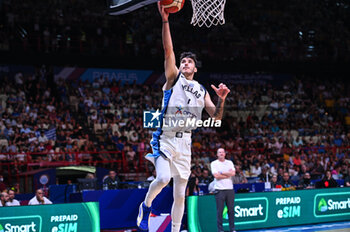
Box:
[311,159,325,179]
[65,148,75,162]
[10,184,21,194]
[85,173,95,179]
[277,172,295,188]
[6,189,20,206]
[38,131,49,143]
[250,162,262,177]
[298,172,313,189]
[79,145,92,165]
[270,174,279,188]
[103,170,121,190]
[28,189,52,205]
[270,162,279,176]
[277,168,284,182]
[99,145,112,168]
[331,166,342,180]
[56,131,67,147]
[299,164,308,177]
[258,167,271,182]
[340,164,349,179]
[198,168,213,185]
[293,137,303,147]
[91,147,102,167]
[292,154,302,167]
[316,170,338,188]
[125,145,137,171]
[0,191,9,206]
[232,165,247,184]
[186,169,200,196]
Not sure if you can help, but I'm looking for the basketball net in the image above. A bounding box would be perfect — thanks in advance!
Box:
[190,0,226,27]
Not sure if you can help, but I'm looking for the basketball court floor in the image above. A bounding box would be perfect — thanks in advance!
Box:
[241,221,350,232]
[101,221,350,231]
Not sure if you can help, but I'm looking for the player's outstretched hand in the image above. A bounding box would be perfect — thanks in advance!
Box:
[211,83,230,100]
[158,1,169,21]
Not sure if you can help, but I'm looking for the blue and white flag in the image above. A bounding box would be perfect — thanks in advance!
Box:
[45,128,57,141]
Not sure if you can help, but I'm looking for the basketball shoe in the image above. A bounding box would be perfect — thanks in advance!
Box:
[137,202,152,230]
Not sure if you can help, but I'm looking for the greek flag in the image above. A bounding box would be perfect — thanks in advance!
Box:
[45,128,57,141]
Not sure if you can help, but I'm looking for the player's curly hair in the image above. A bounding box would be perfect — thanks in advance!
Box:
[180,52,198,67]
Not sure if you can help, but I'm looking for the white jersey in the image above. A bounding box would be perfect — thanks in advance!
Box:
[147,72,206,173]
[162,72,206,132]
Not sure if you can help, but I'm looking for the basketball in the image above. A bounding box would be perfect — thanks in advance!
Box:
[160,0,185,13]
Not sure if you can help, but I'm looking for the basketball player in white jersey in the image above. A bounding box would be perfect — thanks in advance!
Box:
[137,2,230,231]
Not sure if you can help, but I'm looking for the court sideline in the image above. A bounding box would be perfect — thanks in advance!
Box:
[101,220,350,231]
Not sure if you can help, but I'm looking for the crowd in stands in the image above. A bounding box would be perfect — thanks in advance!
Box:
[189,77,350,191]
[1,0,349,63]
[1,0,350,211]
[0,65,350,193]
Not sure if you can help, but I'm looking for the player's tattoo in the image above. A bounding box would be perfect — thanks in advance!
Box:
[213,98,224,120]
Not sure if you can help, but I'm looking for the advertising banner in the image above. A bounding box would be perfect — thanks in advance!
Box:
[82,188,173,229]
[187,188,350,231]
[0,202,100,232]
[0,64,35,77]
[53,67,154,84]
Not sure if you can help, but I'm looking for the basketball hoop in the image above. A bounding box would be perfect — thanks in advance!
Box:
[190,0,226,27]
[107,0,226,28]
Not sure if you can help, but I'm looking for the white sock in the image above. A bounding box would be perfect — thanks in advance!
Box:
[171,222,182,232]
[144,155,171,207]
[171,175,188,232]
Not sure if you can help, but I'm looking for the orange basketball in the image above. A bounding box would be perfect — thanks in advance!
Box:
[160,0,185,13]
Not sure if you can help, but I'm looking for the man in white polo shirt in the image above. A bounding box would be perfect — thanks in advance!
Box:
[211,148,236,232]
[28,189,52,205]
[6,189,20,206]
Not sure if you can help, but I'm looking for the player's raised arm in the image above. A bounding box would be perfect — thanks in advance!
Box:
[158,2,179,90]
[205,83,230,120]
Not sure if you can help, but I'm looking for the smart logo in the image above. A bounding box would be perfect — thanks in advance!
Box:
[314,192,350,217]
[318,198,328,212]
[0,218,40,232]
[223,197,268,226]
[0,216,40,232]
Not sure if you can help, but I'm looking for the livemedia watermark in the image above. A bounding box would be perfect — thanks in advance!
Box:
[143,109,221,128]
